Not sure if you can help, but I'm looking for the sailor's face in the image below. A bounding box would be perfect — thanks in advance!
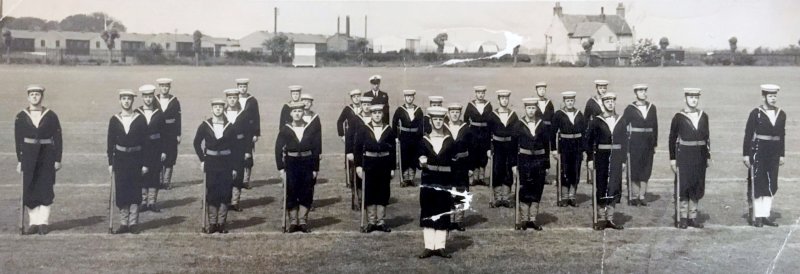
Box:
[371,110,383,123]
[371,82,380,90]
[685,95,699,108]
[635,89,648,100]
[536,87,546,97]
[120,95,134,110]
[159,84,171,94]
[525,105,537,118]
[351,94,360,104]
[361,102,371,111]
[226,95,239,107]
[302,99,313,110]
[237,84,248,94]
[432,116,444,129]
[212,105,224,116]
[430,102,442,107]
[603,99,616,112]
[290,108,304,121]
[564,98,575,109]
[27,91,43,105]
[475,91,486,100]
[448,110,461,122]
[765,94,778,107]
[142,94,155,106]
[499,96,510,107]
[596,85,607,95]
[404,95,415,104]
[291,91,301,101]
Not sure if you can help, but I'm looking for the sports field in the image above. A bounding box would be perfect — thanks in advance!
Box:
[0,65,798,273]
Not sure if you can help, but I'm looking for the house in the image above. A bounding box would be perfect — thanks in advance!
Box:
[544,2,634,64]
[6,30,104,55]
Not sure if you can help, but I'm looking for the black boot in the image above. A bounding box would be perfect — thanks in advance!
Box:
[593,221,606,231]
[677,218,688,229]
[219,223,229,234]
[129,224,140,234]
[568,199,578,207]
[627,199,636,206]
[527,221,543,231]
[557,200,567,207]
[149,204,161,213]
[456,223,466,232]
[762,217,779,227]
[38,225,48,235]
[116,225,129,234]
[638,199,648,207]
[434,249,451,258]
[515,222,526,231]
[605,221,624,230]
[688,219,704,229]
[298,224,311,233]
[753,218,763,227]
[418,249,434,259]
[230,204,243,212]
[26,225,39,235]
[377,224,391,233]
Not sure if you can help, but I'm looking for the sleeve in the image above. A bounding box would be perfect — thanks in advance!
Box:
[704,114,711,160]
[549,112,560,150]
[392,107,401,135]
[389,129,397,170]
[313,122,322,172]
[668,115,679,160]
[158,115,168,156]
[466,130,478,170]
[53,113,63,162]
[274,128,286,170]
[742,110,756,157]
[353,127,364,167]
[107,117,115,166]
[193,124,205,163]
[652,105,659,148]
[345,122,357,154]
[252,99,261,137]
[584,119,595,161]
[14,113,24,162]
[509,120,520,167]
[175,100,182,138]
[279,105,289,126]
[779,112,786,157]
[337,108,348,137]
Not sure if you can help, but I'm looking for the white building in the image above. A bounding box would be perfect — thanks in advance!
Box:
[544,2,634,64]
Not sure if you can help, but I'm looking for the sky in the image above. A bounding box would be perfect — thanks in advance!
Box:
[2,0,799,51]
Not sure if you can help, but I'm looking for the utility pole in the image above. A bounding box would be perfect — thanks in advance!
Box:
[274,7,278,33]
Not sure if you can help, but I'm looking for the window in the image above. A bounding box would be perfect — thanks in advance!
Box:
[55,40,60,48]
[96,41,101,48]
[41,40,45,47]
[166,43,171,50]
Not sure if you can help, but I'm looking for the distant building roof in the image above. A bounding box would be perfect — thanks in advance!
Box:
[286,33,328,44]
[560,14,632,36]
[572,22,605,37]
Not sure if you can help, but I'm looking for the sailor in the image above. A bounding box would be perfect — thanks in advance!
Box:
[224,88,249,212]
[512,97,550,231]
[392,90,424,187]
[418,106,455,259]
[279,85,303,125]
[354,104,397,233]
[235,78,260,190]
[362,75,390,124]
[136,84,166,213]
[622,84,658,206]
[585,92,626,230]
[487,90,519,208]
[337,89,363,188]
[422,96,444,134]
[155,78,181,190]
[583,80,609,185]
[533,82,556,184]
[551,91,586,207]
[464,86,493,186]
[444,103,474,231]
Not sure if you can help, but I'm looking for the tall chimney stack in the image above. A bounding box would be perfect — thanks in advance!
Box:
[364,15,368,39]
[616,2,625,19]
[346,16,350,37]
[337,16,340,34]
[600,7,605,21]
[274,7,278,33]
[553,2,563,17]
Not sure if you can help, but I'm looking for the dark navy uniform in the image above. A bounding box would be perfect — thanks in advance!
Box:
[136,103,166,212]
[392,101,423,186]
[363,76,390,124]
[354,117,396,231]
[275,109,322,232]
[513,106,550,230]
[744,85,785,226]
[107,107,148,232]
[552,94,586,206]
[487,93,519,207]
[337,96,362,188]
[238,86,260,188]
[585,93,627,230]
[279,85,304,125]
[224,96,249,211]
[464,93,493,185]
[623,97,658,205]
[444,105,473,230]
[194,115,237,233]
[154,78,181,190]
[668,89,710,228]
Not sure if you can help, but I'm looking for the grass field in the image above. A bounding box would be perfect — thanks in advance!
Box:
[0,65,798,273]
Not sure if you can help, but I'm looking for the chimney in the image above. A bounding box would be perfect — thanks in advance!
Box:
[600,7,606,21]
[616,2,625,19]
[337,16,340,34]
[346,16,350,37]
[553,2,563,17]
[364,15,368,39]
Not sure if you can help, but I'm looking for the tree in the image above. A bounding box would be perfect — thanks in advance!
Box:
[100,29,119,65]
[581,38,594,67]
[4,17,59,31]
[193,30,203,66]
[631,38,660,66]
[3,30,12,64]
[659,37,670,67]
[729,36,738,66]
[263,33,290,64]
[59,12,126,32]
[354,37,369,65]
[433,33,448,54]
[512,45,520,66]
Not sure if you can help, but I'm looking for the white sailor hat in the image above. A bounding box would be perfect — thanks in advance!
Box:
[522,97,540,106]
[359,96,373,103]
[139,84,157,95]
[601,92,617,101]
[496,90,512,97]
[210,98,226,106]
[474,85,487,91]
[300,94,314,101]
[287,101,305,110]
[428,96,444,103]
[369,75,382,83]
[561,91,577,98]
[534,82,547,88]
[369,104,384,112]
[403,90,416,96]
[447,103,463,111]
[235,78,250,85]
[633,84,648,90]
[594,80,609,86]
[349,89,362,96]
[223,88,241,96]
[26,85,45,93]
[427,106,448,117]
[761,84,780,95]
[118,89,137,97]
[683,88,702,96]
[289,85,303,92]
[156,78,173,85]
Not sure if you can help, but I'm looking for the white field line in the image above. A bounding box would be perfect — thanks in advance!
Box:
[3,177,800,188]
[600,230,607,274]
[767,217,800,274]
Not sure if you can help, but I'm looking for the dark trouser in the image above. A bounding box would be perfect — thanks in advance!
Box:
[559,151,582,200]
[492,141,515,201]
[286,156,315,209]
[594,151,623,221]
[676,146,707,219]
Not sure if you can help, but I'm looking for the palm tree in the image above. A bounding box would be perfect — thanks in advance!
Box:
[729,36,738,66]
[193,30,203,66]
[3,30,12,64]
[100,29,119,65]
[582,38,595,67]
[659,37,669,67]
[434,33,448,54]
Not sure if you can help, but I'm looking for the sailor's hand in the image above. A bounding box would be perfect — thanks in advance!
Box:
[200,162,205,171]
[622,163,626,171]
[54,162,62,171]
[346,153,354,161]
[390,170,395,179]
[161,153,167,162]
[551,151,559,160]
[16,162,21,174]
[743,156,751,168]
[418,156,428,167]
[356,167,364,179]
[588,161,594,170]
[341,136,346,143]
[141,166,149,175]
[232,170,238,180]
[252,136,259,143]
[279,169,285,180]
[313,171,318,179]
[780,157,785,166]
[670,160,677,173]
[707,159,713,168]
[512,166,518,176]
[468,170,474,177]
[486,150,492,159]
[176,136,182,144]
[245,153,252,159]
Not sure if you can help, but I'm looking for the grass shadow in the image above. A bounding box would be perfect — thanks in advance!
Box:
[228,217,266,230]
[160,197,197,210]
[49,215,104,232]
[315,178,329,185]
[612,212,633,226]
[171,180,202,189]
[314,197,341,208]
[575,193,591,205]
[448,235,474,253]
[253,178,282,187]
[696,213,711,224]
[308,216,341,229]
[464,214,488,227]
[138,216,187,231]
[241,197,274,210]
[646,193,662,203]
[537,212,559,226]
[385,215,414,227]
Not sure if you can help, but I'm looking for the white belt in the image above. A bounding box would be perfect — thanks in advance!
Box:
[116,145,142,152]
[520,148,546,155]
[629,127,654,133]
[469,120,487,127]
[236,134,245,140]
[149,133,161,140]
[398,125,418,133]
[678,140,706,146]
[365,151,390,157]
[426,165,451,172]
[286,151,312,157]
[492,135,512,142]
[23,137,53,144]
[754,134,780,141]
[597,144,622,150]
[559,133,582,139]
[454,151,470,159]
[165,119,176,124]
[206,149,232,156]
